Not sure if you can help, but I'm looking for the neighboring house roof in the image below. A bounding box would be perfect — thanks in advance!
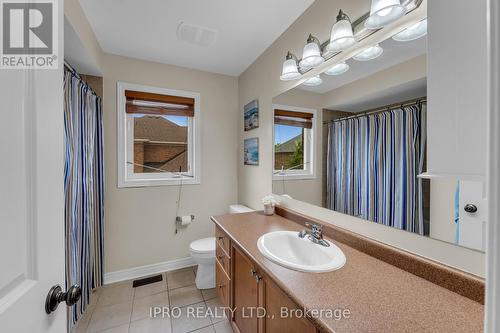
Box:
[134,115,187,142]
[275,134,302,153]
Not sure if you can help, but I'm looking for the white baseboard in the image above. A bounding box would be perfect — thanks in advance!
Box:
[104,257,196,285]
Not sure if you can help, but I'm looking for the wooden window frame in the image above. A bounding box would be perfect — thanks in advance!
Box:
[272,104,317,181]
[117,82,201,187]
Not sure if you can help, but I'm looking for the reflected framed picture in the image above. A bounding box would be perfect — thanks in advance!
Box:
[244,99,259,131]
[244,137,259,166]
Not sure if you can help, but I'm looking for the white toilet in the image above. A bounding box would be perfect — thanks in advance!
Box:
[189,204,254,289]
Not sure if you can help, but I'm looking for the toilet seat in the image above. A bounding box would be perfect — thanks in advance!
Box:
[190,237,215,255]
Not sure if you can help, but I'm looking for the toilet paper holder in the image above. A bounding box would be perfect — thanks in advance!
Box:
[176,215,195,223]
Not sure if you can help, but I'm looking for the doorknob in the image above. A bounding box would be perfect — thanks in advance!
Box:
[45,284,81,314]
[464,204,478,213]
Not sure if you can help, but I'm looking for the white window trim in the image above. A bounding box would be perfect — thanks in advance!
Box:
[117,82,201,187]
[272,104,317,181]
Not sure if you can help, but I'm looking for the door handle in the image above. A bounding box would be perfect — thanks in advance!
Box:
[464,204,478,213]
[45,284,81,314]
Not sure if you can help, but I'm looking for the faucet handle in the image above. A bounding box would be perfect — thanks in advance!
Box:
[310,223,323,238]
[304,222,322,232]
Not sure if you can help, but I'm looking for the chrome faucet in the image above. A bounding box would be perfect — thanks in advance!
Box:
[298,222,330,247]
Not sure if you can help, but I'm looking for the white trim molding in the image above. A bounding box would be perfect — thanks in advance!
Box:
[486,0,500,331]
[103,257,195,285]
[116,81,202,188]
[272,104,318,181]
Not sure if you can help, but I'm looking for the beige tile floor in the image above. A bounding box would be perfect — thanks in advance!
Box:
[72,267,234,333]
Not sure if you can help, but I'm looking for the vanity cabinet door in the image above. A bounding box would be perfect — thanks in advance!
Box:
[263,277,317,333]
[233,247,259,333]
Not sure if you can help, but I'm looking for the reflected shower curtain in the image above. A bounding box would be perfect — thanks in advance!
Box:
[64,65,104,327]
[326,104,426,234]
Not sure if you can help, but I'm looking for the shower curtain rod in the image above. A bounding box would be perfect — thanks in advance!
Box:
[323,96,427,124]
[64,61,100,98]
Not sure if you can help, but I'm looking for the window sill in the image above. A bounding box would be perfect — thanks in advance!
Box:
[118,176,200,188]
[272,173,316,181]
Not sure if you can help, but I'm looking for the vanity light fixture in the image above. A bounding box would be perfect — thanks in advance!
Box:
[299,34,324,70]
[325,62,350,75]
[326,10,355,53]
[280,52,301,81]
[365,0,406,30]
[353,44,383,61]
[392,18,427,42]
[302,75,323,87]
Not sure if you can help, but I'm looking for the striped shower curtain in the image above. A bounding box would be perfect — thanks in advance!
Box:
[327,104,426,234]
[64,65,104,327]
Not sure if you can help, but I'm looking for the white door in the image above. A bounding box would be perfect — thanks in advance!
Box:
[0,2,66,331]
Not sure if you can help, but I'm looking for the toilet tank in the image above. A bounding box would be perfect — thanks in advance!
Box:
[229,204,254,214]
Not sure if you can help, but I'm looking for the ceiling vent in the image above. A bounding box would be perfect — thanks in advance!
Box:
[176,22,217,47]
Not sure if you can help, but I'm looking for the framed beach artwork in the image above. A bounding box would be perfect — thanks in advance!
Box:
[244,137,259,166]
[244,99,259,131]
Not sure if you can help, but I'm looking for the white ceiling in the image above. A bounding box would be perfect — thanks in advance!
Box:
[79,0,314,76]
[64,18,102,75]
[327,77,427,112]
[299,36,427,94]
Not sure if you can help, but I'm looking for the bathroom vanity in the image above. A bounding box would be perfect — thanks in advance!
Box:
[214,217,317,333]
[212,208,484,333]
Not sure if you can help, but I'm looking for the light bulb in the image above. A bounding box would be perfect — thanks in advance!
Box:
[392,18,427,42]
[280,52,301,81]
[302,75,322,86]
[326,10,355,53]
[365,0,406,29]
[353,44,383,61]
[325,62,350,75]
[299,34,324,69]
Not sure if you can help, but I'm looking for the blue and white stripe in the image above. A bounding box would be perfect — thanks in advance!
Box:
[64,65,104,327]
[327,104,426,234]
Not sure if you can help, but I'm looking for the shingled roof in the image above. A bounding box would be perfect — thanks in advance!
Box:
[275,134,302,153]
[134,115,187,143]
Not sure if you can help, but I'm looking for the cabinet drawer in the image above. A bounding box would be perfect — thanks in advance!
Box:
[216,259,230,308]
[216,242,231,275]
[216,226,230,255]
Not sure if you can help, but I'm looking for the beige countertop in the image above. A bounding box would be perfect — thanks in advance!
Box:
[212,211,484,333]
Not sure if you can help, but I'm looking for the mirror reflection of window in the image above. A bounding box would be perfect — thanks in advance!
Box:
[274,124,304,171]
[273,107,315,178]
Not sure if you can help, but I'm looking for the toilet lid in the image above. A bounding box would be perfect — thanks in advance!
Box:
[190,237,216,254]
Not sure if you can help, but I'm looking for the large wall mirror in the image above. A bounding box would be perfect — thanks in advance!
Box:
[272,2,487,253]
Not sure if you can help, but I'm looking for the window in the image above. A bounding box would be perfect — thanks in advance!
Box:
[273,105,316,180]
[117,82,200,187]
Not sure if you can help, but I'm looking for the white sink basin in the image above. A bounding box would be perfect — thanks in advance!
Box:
[257,231,346,273]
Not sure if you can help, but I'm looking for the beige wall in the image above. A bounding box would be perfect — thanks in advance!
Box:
[102,54,239,273]
[65,0,239,275]
[238,0,485,277]
[238,0,371,211]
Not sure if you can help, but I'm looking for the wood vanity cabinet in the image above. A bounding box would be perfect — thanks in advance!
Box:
[215,226,318,333]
